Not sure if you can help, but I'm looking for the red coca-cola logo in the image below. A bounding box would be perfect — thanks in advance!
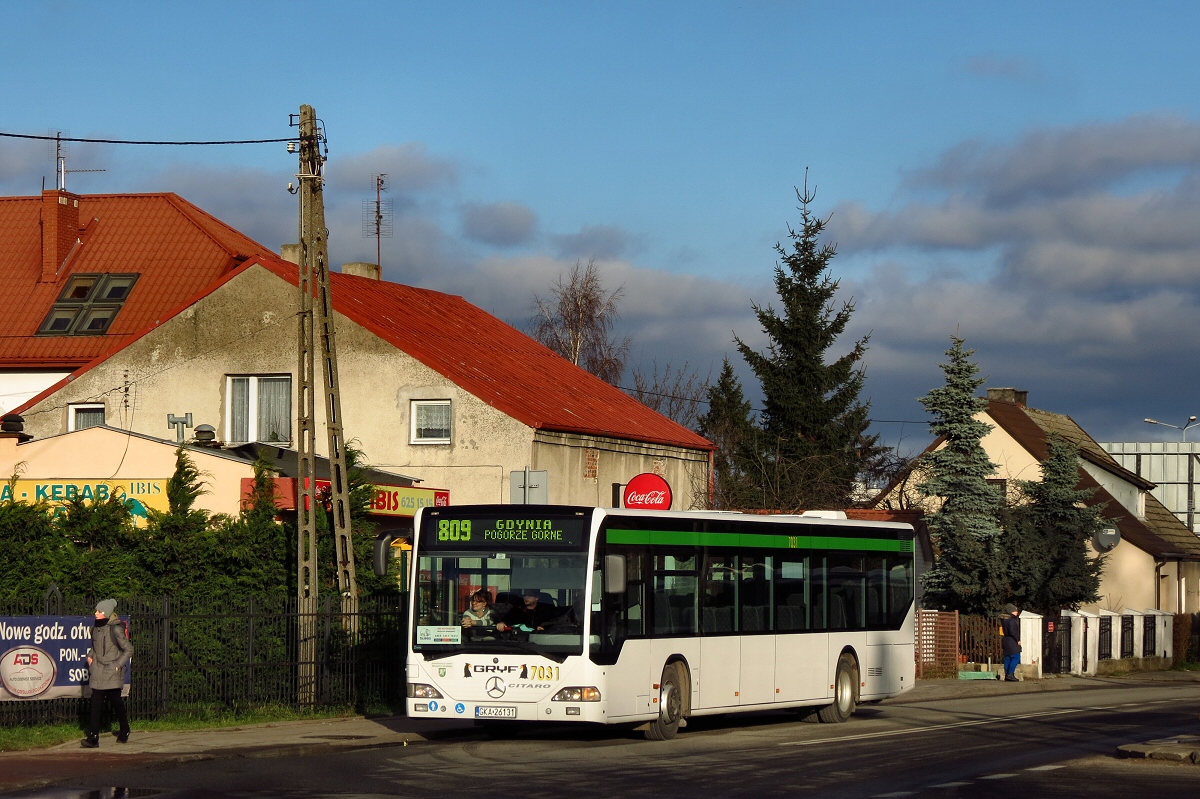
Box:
[623,473,672,510]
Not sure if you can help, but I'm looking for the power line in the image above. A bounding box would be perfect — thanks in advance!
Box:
[0,131,291,145]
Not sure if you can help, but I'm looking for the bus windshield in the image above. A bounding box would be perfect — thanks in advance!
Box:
[413,509,592,658]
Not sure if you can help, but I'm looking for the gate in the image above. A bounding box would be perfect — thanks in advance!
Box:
[1042,615,1072,674]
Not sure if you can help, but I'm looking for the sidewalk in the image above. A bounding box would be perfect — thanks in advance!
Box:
[0,715,472,795]
[2,670,1199,794]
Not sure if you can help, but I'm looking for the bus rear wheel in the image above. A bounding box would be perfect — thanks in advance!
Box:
[817,653,858,724]
[645,662,688,740]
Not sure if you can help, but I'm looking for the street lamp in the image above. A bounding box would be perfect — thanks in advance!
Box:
[1144,415,1199,441]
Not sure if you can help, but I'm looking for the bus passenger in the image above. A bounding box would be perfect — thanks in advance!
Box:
[461,591,495,628]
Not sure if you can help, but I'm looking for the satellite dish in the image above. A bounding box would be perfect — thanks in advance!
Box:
[1094,526,1120,553]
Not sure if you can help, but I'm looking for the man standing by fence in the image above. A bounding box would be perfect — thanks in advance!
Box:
[82,599,132,748]
[1002,603,1022,682]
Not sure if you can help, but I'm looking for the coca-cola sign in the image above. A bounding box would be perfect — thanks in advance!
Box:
[623,473,672,511]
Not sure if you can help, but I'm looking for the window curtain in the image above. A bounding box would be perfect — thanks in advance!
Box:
[230,377,250,443]
[74,407,105,430]
[257,377,292,443]
[416,402,451,440]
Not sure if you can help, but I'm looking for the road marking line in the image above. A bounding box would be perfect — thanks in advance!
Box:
[1025,764,1066,771]
[928,781,972,788]
[978,773,1018,780]
[873,793,915,797]
[779,707,1084,747]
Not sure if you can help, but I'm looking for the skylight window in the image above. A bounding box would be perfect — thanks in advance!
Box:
[37,273,139,336]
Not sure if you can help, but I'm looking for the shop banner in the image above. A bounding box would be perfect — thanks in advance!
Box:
[0,616,132,701]
[0,480,168,526]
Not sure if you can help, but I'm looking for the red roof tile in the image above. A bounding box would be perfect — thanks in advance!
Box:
[0,192,269,368]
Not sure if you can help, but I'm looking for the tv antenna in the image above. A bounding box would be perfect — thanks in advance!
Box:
[362,174,392,271]
[49,130,105,190]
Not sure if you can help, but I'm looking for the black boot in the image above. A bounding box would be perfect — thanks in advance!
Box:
[81,734,100,749]
[116,730,130,743]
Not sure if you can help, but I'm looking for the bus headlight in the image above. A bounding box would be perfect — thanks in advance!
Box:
[551,686,601,702]
[407,683,443,699]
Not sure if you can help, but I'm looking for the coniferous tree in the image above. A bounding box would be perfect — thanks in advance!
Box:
[697,357,756,509]
[1007,434,1105,616]
[918,337,1006,614]
[734,180,879,509]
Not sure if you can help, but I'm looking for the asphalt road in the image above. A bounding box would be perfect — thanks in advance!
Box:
[10,683,1200,799]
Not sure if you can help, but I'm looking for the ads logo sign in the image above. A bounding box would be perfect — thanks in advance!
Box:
[623,473,672,511]
[0,646,57,698]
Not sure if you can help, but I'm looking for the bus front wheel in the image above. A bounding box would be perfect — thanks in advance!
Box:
[645,662,688,740]
[817,653,858,724]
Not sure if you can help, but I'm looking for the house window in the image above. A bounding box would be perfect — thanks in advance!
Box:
[411,400,451,444]
[226,376,292,444]
[987,478,1008,501]
[69,403,106,431]
[37,273,140,336]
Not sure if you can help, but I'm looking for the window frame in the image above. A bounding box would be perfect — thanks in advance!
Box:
[225,374,293,445]
[68,403,106,432]
[37,273,140,337]
[410,399,452,445]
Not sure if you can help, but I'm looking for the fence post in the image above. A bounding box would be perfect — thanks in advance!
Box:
[42,583,62,615]
[160,596,171,716]
[247,596,255,707]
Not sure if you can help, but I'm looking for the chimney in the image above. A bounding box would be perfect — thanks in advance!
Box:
[280,243,302,265]
[987,387,1028,406]
[342,262,381,280]
[0,414,31,480]
[41,189,81,283]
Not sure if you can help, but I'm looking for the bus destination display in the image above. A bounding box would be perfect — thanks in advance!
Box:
[421,514,587,549]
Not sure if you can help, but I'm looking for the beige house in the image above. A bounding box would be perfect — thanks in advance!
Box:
[877,388,1200,614]
[14,253,712,512]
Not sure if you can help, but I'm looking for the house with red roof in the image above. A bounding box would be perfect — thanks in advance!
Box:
[875,388,1200,615]
[0,189,268,416]
[14,251,713,512]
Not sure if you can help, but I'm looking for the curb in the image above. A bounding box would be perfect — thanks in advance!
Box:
[1117,735,1200,763]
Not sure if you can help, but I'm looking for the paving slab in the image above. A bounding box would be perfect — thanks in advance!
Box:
[1116,734,1200,763]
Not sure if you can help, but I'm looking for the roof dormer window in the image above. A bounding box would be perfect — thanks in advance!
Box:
[37,273,139,336]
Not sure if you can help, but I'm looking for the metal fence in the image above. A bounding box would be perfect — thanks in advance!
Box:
[1142,614,1157,657]
[1099,616,1113,660]
[1120,615,1135,659]
[0,593,407,726]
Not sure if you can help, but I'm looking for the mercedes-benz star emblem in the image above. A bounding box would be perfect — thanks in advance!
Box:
[485,676,506,698]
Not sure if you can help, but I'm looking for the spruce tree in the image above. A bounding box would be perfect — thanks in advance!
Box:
[918,337,1006,614]
[1008,434,1105,616]
[697,357,757,509]
[734,181,878,509]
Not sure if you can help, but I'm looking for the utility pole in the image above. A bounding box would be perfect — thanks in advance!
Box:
[294,104,359,703]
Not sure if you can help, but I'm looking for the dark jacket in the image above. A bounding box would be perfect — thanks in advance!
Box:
[88,618,133,690]
[501,601,561,630]
[1001,614,1022,656]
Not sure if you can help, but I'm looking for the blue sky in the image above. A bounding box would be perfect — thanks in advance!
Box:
[5,2,1200,454]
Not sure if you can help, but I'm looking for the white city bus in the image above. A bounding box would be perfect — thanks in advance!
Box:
[404,504,915,739]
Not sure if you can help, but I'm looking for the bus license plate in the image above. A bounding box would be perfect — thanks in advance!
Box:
[475,706,517,718]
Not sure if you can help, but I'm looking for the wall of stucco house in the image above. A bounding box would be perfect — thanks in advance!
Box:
[18,264,707,509]
[532,431,709,509]
[1082,461,1144,519]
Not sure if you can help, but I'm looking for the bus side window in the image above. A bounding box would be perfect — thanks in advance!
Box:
[653,550,697,636]
[865,557,887,628]
[775,557,808,631]
[887,556,914,628]
[740,554,771,632]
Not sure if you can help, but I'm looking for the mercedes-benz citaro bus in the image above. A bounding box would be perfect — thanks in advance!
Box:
[402,504,915,739]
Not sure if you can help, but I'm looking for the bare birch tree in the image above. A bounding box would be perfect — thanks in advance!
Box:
[531,259,630,385]
[630,360,709,430]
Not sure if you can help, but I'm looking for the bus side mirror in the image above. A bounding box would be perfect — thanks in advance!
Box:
[604,554,626,594]
[373,531,396,578]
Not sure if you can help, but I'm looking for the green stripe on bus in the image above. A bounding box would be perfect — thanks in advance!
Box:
[605,529,913,552]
